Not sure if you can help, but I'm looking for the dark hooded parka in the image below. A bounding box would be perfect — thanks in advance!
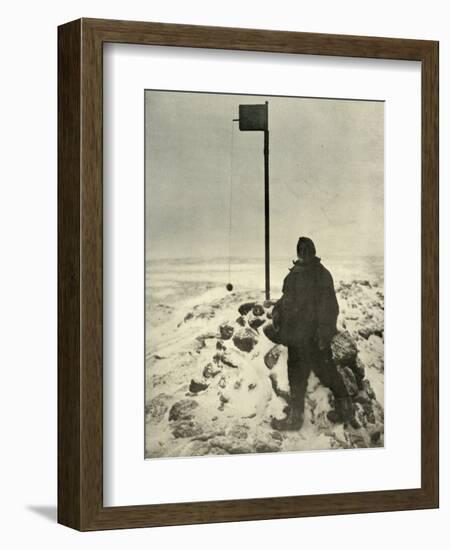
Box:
[277,238,339,347]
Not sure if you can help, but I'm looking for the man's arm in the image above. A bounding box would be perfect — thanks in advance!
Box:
[316,267,339,347]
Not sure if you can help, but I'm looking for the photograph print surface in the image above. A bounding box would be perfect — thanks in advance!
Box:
[145,90,384,459]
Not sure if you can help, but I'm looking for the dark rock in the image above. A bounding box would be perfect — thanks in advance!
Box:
[168,399,199,422]
[234,379,242,389]
[195,332,218,350]
[355,279,371,287]
[229,424,249,440]
[248,382,257,390]
[339,281,352,290]
[220,351,240,368]
[255,438,281,453]
[327,410,340,423]
[354,390,371,405]
[219,323,234,340]
[216,340,226,351]
[252,304,265,316]
[352,357,366,382]
[192,428,226,442]
[371,430,381,444]
[172,420,203,439]
[233,327,258,352]
[202,363,222,378]
[270,430,283,442]
[264,345,282,369]
[331,331,358,366]
[184,311,194,322]
[236,316,246,327]
[362,403,376,424]
[263,321,283,344]
[353,402,367,428]
[218,393,230,411]
[249,317,266,331]
[263,300,277,308]
[208,446,229,455]
[188,441,212,456]
[189,378,209,393]
[208,436,253,455]
[218,376,227,388]
[337,366,359,396]
[347,431,368,448]
[238,302,256,316]
[358,327,372,339]
[266,311,273,319]
[145,393,169,423]
[350,418,362,429]
[362,379,376,400]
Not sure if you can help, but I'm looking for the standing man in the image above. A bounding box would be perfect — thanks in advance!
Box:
[270,237,353,431]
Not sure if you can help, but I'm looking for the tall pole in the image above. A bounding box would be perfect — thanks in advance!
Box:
[237,101,270,299]
[264,102,270,301]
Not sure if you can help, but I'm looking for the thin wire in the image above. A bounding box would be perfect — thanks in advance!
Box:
[228,119,235,283]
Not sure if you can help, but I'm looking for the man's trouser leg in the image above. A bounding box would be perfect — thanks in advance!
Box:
[287,344,312,415]
[312,345,348,398]
[312,344,354,422]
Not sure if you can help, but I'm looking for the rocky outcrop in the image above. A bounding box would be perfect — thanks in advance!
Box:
[145,393,169,423]
[264,345,283,369]
[168,399,199,422]
[331,331,358,366]
[217,349,241,369]
[252,304,265,316]
[172,420,203,439]
[248,317,266,331]
[147,281,384,459]
[202,362,222,378]
[336,365,359,396]
[255,435,282,454]
[189,378,209,393]
[232,328,259,352]
[238,302,256,316]
[219,323,234,340]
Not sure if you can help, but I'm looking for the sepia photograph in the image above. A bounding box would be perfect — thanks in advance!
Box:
[144,90,384,459]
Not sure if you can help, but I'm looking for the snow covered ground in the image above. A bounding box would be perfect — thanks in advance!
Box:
[145,256,384,458]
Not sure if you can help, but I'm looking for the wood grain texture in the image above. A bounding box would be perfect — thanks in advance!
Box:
[57,19,81,530]
[57,18,439,531]
[420,41,439,506]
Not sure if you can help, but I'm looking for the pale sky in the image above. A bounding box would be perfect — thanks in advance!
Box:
[145,90,384,259]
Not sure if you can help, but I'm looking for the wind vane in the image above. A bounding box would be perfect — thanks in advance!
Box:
[233,101,270,300]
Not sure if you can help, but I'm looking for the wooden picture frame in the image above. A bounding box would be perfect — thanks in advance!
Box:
[58,18,439,531]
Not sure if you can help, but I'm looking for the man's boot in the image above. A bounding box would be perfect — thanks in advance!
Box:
[327,397,354,424]
[271,407,304,431]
